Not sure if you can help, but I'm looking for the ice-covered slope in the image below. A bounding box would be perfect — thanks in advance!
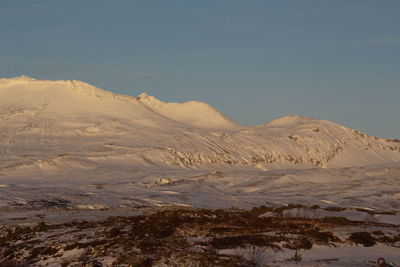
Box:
[253,115,400,168]
[0,76,399,176]
[0,76,239,132]
[0,76,182,131]
[137,92,241,130]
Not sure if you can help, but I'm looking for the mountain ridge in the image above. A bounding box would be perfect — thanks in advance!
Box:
[0,76,399,172]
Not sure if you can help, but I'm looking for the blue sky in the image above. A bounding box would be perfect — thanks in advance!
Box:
[1,1,399,138]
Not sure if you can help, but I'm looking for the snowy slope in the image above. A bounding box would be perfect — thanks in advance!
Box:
[136,92,241,130]
[1,76,399,175]
[0,76,400,214]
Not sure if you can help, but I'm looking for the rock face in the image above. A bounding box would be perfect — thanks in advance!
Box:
[0,76,399,175]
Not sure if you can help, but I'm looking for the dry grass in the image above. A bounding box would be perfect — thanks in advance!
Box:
[0,206,397,266]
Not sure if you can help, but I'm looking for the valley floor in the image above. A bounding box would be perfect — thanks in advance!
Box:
[1,165,399,266]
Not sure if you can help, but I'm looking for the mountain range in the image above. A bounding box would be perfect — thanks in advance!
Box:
[1,75,400,211]
[1,76,399,176]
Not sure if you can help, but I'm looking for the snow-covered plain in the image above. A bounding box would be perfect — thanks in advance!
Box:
[0,76,399,266]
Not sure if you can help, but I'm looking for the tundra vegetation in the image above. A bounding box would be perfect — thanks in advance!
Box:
[0,205,399,266]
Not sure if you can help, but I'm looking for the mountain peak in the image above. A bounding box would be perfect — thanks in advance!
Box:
[266,115,321,126]
[0,76,114,98]
[255,115,321,129]
[136,93,241,130]
[10,75,37,81]
[136,92,158,102]
[0,76,241,130]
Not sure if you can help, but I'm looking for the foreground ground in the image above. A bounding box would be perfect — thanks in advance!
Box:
[0,205,399,267]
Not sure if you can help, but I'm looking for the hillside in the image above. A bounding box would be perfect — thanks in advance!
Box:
[0,76,399,227]
[0,76,399,176]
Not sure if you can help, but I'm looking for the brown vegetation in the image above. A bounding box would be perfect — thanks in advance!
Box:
[0,206,397,266]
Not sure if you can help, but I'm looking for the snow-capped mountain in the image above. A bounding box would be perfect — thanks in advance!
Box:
[1,76,399,177]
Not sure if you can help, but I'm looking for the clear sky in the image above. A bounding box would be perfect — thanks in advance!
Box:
[1,1,399,138]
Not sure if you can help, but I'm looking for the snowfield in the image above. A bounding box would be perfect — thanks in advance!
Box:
[0,76,399,266]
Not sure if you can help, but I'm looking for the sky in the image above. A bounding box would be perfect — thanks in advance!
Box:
[1,1,399,138]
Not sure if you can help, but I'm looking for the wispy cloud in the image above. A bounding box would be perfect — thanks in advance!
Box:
[355,35,400,47]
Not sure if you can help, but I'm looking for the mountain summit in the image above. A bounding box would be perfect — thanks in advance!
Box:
[136,92,240,130]
[0,76,239,130]
[0,76,399,175]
